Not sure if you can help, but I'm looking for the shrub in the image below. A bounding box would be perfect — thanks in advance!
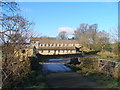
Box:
[78,57,97,71]
[70,58,81,65]
[29,57,39,70]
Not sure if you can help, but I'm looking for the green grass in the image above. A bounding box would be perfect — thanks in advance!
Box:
[97,55,119,61]
[96,51,119,61]
[76,70,120,88]
[86,72,119,88]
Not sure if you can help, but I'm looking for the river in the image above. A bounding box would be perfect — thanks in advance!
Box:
[42,59,72,74]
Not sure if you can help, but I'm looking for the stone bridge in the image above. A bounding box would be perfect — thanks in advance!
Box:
[78,58,120,79]
[97,59,120,78]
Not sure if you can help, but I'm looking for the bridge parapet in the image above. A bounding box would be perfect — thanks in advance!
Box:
[97,59,120,79]
[78,58,120,79]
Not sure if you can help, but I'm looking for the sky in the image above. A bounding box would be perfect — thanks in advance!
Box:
[18,2,118,37]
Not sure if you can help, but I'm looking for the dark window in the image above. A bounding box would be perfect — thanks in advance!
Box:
[58,50,60,52]
[48,44,50,46]
[22,50,25,54]
[48,50,50,53]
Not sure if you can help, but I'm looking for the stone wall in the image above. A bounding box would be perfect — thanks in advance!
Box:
[97,59,120,79]
[78,58,120,79]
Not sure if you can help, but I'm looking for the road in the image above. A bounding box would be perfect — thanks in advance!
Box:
[42,59,105,88]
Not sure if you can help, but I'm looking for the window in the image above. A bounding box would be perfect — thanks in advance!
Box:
[44,44,46,46]
[48,50,50,53]
[48,44,50,47]
[51,44,53,46]
[58,50,60,52]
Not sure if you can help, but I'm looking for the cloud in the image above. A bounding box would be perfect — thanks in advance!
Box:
[57,27,76,35]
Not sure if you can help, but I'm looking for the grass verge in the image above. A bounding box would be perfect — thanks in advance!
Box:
[16,70,48,88]
[96,51,119,61]
[65,63,120,88]
[76,70,120,88]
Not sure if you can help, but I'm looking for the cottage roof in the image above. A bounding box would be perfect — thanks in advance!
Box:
[30,37,79,44]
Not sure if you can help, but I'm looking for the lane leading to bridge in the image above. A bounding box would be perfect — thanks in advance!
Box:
[42,58,106,88]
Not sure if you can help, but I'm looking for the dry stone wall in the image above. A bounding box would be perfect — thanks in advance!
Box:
[97,59,120,79]
[78,58,120,79]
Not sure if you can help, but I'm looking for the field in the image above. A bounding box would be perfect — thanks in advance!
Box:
[96,51,119,61]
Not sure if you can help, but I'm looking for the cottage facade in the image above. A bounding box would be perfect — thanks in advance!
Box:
[30,37,81,55]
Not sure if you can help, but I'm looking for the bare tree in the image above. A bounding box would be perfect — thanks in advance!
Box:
[109,26,120,55]
[57,31,68,40]
[74,23,89,39]
[73,23,90,48]
[110,26,118,43]
[73,23,110,51]
[1,2,33,88]
[1,15,32,43]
